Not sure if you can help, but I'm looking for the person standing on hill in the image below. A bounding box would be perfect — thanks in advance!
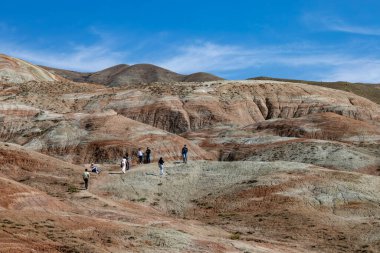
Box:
[145,147,151,163]
[125,153,131,170]
[121,156,127,173]
[181,144,188,163]
[158,157,164,176]
[137,148,143,164]
[82,169,90,190]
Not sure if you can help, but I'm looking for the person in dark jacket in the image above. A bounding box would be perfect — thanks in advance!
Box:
[145,147,151,163]
[181,144,188,163]
[158,157,164,176]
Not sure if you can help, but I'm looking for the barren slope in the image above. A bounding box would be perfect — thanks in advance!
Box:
[0,143,289,253]
[0,54,61,83]
[100,161,380,253]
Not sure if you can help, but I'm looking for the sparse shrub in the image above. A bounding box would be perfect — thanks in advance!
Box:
[218,213,237,218]
[230,232,241,240]
[2,219,13,224]
[137,197,146,202]
[67,185,78,193]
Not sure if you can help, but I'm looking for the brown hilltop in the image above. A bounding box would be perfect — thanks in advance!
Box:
[84,64,130,84]
[182,72,224,82]
[104,63,184,86]
[41,63,224,86]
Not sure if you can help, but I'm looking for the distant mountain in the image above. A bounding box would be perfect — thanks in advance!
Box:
[104,64,184,86]
[84,64,130,84]
[42,64,224,86]
[0,54,61,83]
[249,76,380,104]
[182,72,224,82]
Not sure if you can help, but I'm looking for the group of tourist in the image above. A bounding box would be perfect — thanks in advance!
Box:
[82,144,189,190]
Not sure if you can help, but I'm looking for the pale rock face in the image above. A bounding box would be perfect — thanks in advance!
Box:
[0,54,60,83]
[25,121,87,151]
[0,102,40,117]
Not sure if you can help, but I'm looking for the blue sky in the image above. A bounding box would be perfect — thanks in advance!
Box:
[1,0,380,82]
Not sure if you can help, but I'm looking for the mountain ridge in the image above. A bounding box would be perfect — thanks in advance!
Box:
[41,63,224,86]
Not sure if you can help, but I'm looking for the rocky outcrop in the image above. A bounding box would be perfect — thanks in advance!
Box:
[0,54,61,83]
[250,76,380,104]
[249,112,380,141]
[16,113,214,163]
[106,81,380,134]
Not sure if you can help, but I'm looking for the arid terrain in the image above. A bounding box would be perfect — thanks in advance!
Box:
[0,53,379,252]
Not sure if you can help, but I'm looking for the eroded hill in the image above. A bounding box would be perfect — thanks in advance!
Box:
[0,54,379,252]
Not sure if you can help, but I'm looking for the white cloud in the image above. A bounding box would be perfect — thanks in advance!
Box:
[156,42,339,72]
[328,23,380,36]
[2,45,125,72]
[303,13,380,36]
[1,24,379,83]
[156,41,380,83]
[324,60,380,83]
[157,42,257,73]
[0,28,126,72]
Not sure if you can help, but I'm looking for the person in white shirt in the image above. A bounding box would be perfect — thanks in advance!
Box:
[121,156,127,173]
[82,169,90,190]
[137,148,143,164]
[90,163,101,174]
